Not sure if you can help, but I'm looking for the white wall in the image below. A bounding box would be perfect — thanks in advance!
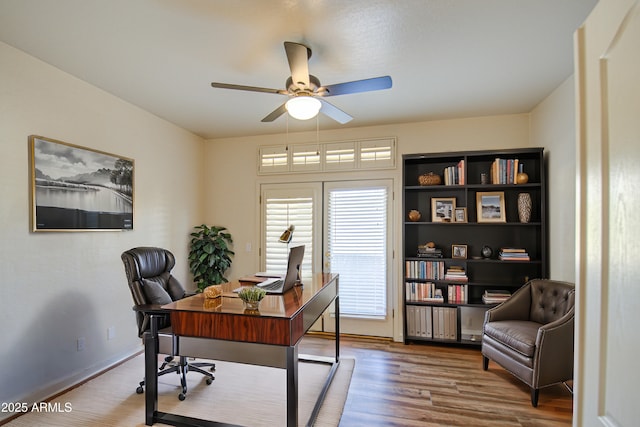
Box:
[204,114,531,340]
[0,41,205,414]
[530,76,577,282]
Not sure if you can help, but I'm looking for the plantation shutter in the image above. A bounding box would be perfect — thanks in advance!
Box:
[263,191,315,281]
[326,186,388,317]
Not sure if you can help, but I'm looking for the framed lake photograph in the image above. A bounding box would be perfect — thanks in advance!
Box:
[29,135,134,231]
[476,191,505,223]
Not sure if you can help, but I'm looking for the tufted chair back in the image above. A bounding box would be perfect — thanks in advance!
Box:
[528,279,575,324]
[121,247,187,337]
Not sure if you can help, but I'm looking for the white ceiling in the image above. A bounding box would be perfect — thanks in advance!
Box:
[0,0,598,139]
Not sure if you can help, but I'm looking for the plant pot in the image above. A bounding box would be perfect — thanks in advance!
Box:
[243,300,261,311]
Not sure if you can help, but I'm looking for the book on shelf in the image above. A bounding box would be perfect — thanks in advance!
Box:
[406,305,433,338]
[498,247,530,261]
[444,265,468,282]
[448,284,469,304]
[491,158,520,184]
[482,289,511,304]
[405,260,445,279]
[443,160,465,185]
[405,281,444,302]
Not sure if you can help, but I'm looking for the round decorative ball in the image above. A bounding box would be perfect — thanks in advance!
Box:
[408,209,421,222]
[516,172,529,184]
[481,245,493,259]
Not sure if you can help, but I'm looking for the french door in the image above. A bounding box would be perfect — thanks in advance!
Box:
[260,180,393,338]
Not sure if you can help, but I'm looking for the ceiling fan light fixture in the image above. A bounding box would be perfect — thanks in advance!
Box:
[285,96,321,120]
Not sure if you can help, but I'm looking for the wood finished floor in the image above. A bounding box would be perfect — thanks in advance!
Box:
[299,335,573,427]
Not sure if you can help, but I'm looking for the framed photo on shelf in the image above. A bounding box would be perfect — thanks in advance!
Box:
[454,207,467,223]
[452,244,467,259]
[431,197,456,222]
[476,191,506,223]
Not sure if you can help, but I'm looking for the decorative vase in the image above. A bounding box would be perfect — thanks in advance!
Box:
[418,172,441,186]
[243,300,261,311]
[517,193,532,223]
[408,209,421,222]
[516,163,529,184]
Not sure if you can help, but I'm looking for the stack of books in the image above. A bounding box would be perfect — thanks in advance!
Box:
[482,289,511,304]
[417,245,443,258]
[499,247,530,261]
[444,266,468,282]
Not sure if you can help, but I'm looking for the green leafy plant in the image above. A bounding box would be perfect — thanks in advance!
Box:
[189,224,234,292]
[237,286,267,303]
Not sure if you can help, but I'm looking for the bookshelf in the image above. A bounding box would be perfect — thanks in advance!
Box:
[402,148,547,345]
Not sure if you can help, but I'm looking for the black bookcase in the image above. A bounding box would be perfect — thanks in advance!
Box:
[402,148,547,345]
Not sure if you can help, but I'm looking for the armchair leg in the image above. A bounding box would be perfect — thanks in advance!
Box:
[482,356,489,371]
[531,388,539,407]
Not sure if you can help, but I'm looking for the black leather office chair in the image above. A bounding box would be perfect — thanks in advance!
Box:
[121,246,215,400]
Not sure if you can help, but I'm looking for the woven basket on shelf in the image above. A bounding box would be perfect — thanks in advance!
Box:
[418,172,441,186]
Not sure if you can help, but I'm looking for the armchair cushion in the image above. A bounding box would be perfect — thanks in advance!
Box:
[142,277,173,305]
[483,320,542,358]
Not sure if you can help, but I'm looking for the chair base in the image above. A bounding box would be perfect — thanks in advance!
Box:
[137,356,215,400]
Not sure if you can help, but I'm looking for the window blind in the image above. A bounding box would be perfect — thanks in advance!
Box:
[264,196,314,281]
[327,187,387,317]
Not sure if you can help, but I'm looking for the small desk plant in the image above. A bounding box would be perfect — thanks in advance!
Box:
[189,224,234,293]
[237,287,267,310]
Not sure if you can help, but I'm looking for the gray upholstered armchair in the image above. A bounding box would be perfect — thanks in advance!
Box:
[481,279,575,407]
[121,246,215,400]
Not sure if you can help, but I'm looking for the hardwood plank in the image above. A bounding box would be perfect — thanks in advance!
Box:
[299,335,572,426]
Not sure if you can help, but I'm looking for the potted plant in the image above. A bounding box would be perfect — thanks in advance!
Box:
[188,224,234,292]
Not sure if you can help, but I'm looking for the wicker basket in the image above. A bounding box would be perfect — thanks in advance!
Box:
[418,172,441,186]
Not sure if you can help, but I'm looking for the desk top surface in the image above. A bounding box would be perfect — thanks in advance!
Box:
[162,273,338,319]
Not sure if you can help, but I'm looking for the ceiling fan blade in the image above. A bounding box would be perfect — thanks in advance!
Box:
[284,41,311,89]
[318,98,353,124]
[261,103,288,122]
[211,82,288,95]
[319,76,392,97]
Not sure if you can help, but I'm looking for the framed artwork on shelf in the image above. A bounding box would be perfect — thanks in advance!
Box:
[431,197,456,222]
[29,135,134,231]
[454,207,467,223]
[452,244,468,259]
[476,191,506,223]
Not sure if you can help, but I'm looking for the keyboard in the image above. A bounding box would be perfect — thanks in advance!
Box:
[257,279,283,291]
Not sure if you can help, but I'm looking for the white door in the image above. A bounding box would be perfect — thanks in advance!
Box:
[575,1,640,425]
[322,180,394,338]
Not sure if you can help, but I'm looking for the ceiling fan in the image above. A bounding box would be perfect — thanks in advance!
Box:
[210,41,392,124]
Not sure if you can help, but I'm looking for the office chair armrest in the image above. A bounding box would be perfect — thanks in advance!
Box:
[132,304,171,315]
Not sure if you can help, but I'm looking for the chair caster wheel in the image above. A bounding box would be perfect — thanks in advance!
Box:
[206,377,213,385]
[178,393,186,401]
[136,386,144,394]
[210,366,216,372]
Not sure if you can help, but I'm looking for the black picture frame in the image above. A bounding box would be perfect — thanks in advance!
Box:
[29,135,134,231]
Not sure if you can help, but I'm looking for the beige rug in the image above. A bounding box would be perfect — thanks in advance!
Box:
[5,354,355,427]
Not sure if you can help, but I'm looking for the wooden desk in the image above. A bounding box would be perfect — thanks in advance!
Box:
[144,273,339,427]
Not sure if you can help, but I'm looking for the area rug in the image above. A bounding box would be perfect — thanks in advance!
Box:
[5,354,355,427]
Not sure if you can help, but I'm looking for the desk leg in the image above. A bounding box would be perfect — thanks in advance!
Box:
[144,318,159,426]
[286,345,299,427]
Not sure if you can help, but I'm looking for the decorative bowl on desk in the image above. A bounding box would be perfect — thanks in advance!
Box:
[237,286,267,310]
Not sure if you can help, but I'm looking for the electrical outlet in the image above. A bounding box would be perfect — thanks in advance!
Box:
[77,337,85,351]
[107,326,115,341]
